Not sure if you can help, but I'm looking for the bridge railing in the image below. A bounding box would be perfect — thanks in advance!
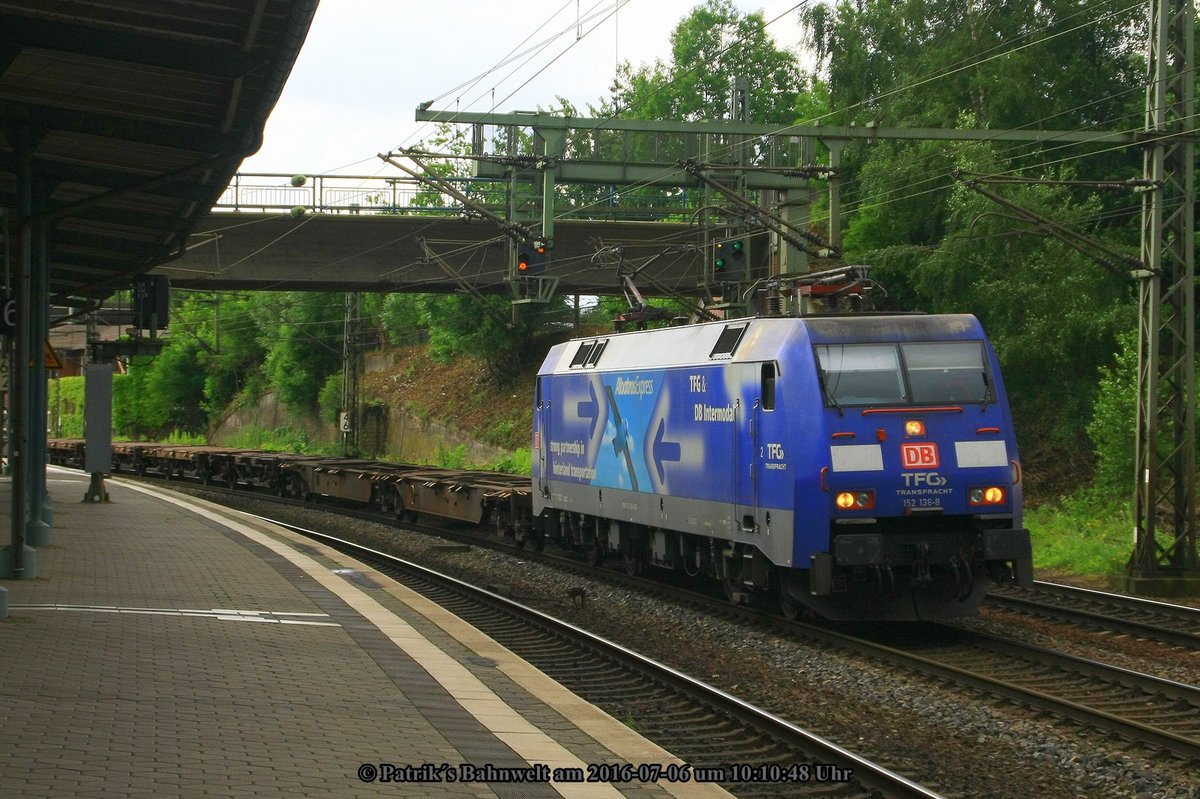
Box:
[215,172,697,221]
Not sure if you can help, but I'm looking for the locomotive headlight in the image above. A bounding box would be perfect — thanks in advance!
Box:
[836,491,875,510]
[969,486,1006,506]
[905,419,926,437]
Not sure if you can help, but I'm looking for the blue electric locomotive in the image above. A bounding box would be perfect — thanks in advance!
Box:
[532,314,1032,621]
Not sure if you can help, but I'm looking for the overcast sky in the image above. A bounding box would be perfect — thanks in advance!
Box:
[239,1,811,176]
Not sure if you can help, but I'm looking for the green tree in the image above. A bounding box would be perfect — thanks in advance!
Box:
[253,292,344,410]
[798,1,1147,487]
[607,0,805,124]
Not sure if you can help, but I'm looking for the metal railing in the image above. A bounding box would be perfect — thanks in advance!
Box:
[214,172,698,222]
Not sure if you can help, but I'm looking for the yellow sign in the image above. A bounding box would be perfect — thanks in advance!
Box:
[44,340,62,371]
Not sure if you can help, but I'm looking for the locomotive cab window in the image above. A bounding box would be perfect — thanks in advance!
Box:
[901,342,990,404]
[761,363,776,411]
[815,344,906,405]
[815,341,993,407]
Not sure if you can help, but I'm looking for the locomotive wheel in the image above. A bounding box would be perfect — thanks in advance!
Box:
[778,581,802,621]
[586,540,605,567]
[621,550,641,576]
[776,568,808,620]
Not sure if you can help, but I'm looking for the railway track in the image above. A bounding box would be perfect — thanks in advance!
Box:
[113,473,1200,770]
[987,581,1200,650]
[342,500,1200,762]
[256,512,945,799]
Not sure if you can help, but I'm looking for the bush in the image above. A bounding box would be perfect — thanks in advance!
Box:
[318,371,342,423]
[1087,328,1138,491]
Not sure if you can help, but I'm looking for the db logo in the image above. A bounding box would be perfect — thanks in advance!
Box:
[901,442,940,469]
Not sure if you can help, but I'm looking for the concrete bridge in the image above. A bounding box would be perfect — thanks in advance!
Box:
[152,173,707,297]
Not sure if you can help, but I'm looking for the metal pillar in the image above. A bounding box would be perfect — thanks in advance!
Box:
[339,291,360,456]
[1124,0,1198,592]
[26,181,50,544]
[2,127,37,579]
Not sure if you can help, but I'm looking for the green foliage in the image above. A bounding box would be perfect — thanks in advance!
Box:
[49,377,85,438]
[318,371,342,424]
[193,293,267,418]
[910,158,1134,477]
[801,0,1143,130]
[117,340,207,438]
[487,447,532,476]
[379,293,426,344]
[225,425,333,454]
[435,443,469,470]
[422,294,550,379]
[1087,328,1138,491]
[607,0,805,124]
[1025,489,1132,575]
[254,292,344,410]
[163,430,206,445]
[800,0,1147,388]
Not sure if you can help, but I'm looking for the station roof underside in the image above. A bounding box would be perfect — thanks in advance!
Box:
[0,0,318,307]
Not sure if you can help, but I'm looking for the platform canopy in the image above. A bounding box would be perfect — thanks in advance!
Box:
[0,0,319,306]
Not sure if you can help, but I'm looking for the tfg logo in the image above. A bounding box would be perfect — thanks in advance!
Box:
[901,442,940,469]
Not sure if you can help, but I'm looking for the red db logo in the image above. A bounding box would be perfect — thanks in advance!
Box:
[901,442,939,469]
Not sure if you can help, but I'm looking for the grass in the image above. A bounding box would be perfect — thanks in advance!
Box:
[1024,489,1133,577]
[225,426,338,455]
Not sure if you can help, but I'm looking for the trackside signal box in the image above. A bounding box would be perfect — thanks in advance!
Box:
[133,275,170,330]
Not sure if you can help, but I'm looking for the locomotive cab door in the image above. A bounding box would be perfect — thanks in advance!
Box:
[535,376,549,498]
[734,362,766,533]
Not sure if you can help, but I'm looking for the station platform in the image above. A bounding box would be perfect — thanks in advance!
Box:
[0,469,732,799]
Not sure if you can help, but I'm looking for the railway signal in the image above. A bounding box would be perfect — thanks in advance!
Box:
[712,238,747,281]
[517,241,548,275]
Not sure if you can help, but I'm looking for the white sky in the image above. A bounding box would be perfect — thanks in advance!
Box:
[239,1,812,176]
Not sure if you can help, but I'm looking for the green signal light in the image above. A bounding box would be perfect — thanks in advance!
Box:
[731,240,744,253]
[715,257,727,268]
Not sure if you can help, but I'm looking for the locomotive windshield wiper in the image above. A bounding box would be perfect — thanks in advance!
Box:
[817,369,844,416]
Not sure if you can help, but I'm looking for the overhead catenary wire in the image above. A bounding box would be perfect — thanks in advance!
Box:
[199,0,1165,300]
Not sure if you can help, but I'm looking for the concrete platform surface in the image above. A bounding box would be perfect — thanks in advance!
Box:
[0,469,732,798]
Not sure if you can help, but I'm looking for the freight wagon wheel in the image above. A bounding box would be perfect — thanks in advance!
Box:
[281,473,309,500]
[586,539,606,567]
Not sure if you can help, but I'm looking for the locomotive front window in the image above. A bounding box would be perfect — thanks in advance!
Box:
[902,342,990,403]
[816,344,906,405]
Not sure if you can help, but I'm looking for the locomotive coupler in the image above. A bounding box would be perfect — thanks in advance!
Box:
[911,541,936,584]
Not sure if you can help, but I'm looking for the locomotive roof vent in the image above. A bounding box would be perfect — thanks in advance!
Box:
[709,323,749,359]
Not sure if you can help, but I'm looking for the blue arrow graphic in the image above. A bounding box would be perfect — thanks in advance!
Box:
[575,381,599,439]
[652,418,682,484]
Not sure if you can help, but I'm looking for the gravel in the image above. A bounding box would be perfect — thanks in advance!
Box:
[200,491,1200,799]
